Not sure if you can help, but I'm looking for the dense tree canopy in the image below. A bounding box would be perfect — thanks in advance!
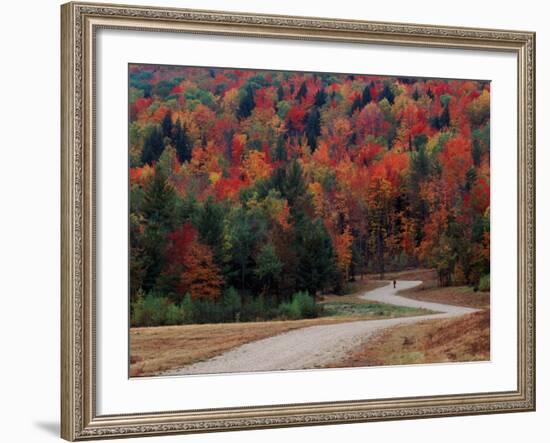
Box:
[129,64,490,306]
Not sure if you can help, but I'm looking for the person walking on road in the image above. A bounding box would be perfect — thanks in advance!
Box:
[393,280,396,289]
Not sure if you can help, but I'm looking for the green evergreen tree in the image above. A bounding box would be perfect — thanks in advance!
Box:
[277,84,285,101]
[161,110,173,138]
[194,197,225,265]
[472,138,482,166]
[296,81,308,101]
[226,208,263,289]
[305,107,321,151]
[379,82,395,104]
[283,160,308,211]
[314,88,327,107]
[274,136,288,162]
[413,134,428,151]
[237,85,255,119]
[294,217,336,295]
[439,103,451,128]
[349,95,363,116]
[254,242,283,295]
[140,125,164,165]
[409,145,432,242]
[361,85,372,105]
[465,166,477,192]
[139,168,178,292]
[173,119,192,162]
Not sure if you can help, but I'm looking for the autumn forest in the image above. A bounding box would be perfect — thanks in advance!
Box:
[129,64,490,327]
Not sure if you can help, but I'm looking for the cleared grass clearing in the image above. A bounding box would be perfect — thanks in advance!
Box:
[328,310,490,368]
[130,295,430,377]
[322,301,431,318]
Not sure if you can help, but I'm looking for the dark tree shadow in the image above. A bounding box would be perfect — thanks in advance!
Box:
[33,421,59,436]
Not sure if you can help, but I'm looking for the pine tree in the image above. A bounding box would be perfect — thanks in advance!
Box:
[173,119,191,162]
[294,217,336,295]
[140,168,178,291]
[379,82,395,104]
[295,81,308,101]
[237,85,255,119]
[439,103,451,128]
[361,85,372,106]
[141,168,177,230]
[349,95,363,116]
[161,110,173,138]
[314,88,327,107]
[194,197,225,265]
[226,208,263,290]
[274,136,288,162]
[277,84,285,101]
[472,138,482,166]
[283,160,307,210]
[254,242,283,295]
[305,107,321,151]
[413,134,428,151]
[140,125,165,165]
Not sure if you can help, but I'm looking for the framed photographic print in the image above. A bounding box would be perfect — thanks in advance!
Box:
[61,1,536,440]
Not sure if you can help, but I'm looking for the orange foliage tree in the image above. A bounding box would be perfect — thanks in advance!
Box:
[166,224,223,301]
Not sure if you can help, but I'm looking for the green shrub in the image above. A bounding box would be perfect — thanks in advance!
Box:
[165,303,183,325]
[278,291,319,319]
[180,293,194,323]
[277,301,295,319]
[130,289,322,326]
[191,299,224,324]
[293,291,319,318]
[478,274,490,292]
[131,293,178,327]
[239,294,280,321]
[222,287,241,321]
[240,295,266,322]
[130,296,144,327]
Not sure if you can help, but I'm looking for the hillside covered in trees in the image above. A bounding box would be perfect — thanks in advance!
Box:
[128,64,490,325]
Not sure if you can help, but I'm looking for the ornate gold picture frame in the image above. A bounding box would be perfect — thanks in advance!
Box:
[61,1,535,440]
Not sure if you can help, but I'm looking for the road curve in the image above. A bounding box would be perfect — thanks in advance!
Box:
[162,280,479,376]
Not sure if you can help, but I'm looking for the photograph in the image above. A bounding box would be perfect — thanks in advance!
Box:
[128,63,491,377]
[57,2,536,440]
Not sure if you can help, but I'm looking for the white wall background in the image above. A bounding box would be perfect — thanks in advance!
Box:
[0,0,546,442]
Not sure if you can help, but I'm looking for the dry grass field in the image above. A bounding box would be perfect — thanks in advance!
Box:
[329,310,490,368]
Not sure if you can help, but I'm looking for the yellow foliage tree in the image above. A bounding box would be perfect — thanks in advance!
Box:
[334,226,354,281]
[242,150,272,183]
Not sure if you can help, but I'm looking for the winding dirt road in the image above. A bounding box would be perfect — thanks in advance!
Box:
[163,280,479,376]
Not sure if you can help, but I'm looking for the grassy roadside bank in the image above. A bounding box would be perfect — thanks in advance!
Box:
[398,285,489,309]
[327,310,490,368]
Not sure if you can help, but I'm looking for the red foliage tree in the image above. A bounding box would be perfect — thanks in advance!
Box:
[166,223,223,300]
